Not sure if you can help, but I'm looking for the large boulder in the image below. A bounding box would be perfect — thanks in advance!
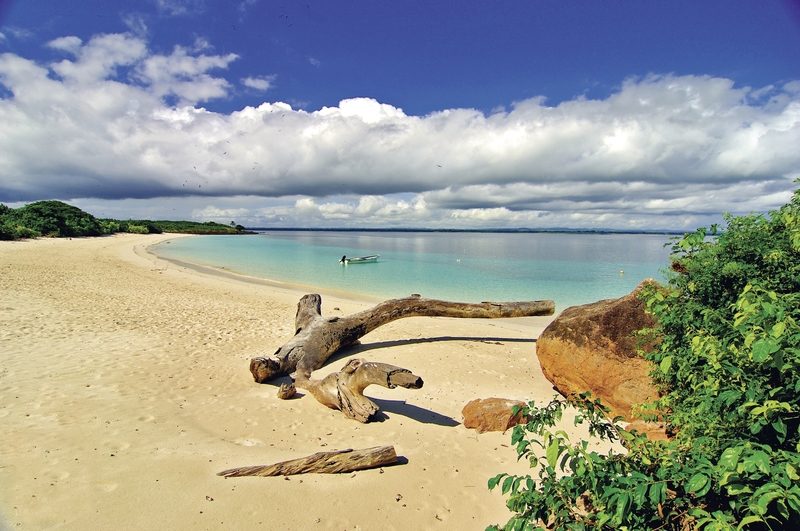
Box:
[536,280,661,421]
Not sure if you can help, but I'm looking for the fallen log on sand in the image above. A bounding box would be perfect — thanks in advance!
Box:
[295,358,423,422]
[217,446,399,477]
[250,294,555,383]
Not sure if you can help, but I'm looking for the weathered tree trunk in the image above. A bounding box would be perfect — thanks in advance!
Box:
[217,446,398,477]
[250,294,555,383]
[296,358,423,422]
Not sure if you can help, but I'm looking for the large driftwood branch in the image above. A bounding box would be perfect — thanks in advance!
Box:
[217,446,398,477]
[295,358,423,422]
[250,294,555,383]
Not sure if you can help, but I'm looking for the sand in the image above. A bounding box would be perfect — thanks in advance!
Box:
[0,233,603,530]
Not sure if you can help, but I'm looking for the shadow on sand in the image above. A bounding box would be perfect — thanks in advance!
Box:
[321,335,536,366]
[369,398,460,427]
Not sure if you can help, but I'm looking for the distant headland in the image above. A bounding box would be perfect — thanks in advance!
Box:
[0,200,250,240]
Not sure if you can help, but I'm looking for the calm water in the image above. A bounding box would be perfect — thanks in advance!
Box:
[151,231,675,311]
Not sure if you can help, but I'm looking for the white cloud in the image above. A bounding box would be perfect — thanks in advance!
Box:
[3,26,34,40]
[121,13,149,37]
[241,75,275,91]
[0,33,798,229]
[49,33,147,84]
[135,45,237,104]
[191,205,250,221]
[47,36,83,54]
[191,36,212,52]
[154,0,206,16]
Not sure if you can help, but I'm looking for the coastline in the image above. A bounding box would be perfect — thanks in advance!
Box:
[1,233,598,530]
[146,236,387,304]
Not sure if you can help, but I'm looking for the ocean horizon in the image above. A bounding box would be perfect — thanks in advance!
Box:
[152,230,674,311]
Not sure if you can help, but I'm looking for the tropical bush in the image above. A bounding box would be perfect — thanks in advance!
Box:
[1,200,103,237]
[123,223,152,234]
[490,185,800,530]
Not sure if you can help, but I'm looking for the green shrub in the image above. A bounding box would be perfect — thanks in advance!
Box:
[2,200,103,237]
[0,221,41,240]
[99,219,120,234]
[490,185,800,530]
[124,224,151,234]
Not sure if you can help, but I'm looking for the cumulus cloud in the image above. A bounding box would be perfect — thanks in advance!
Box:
[241,75,275,91]
[135,45,238,104]
[0,32,798,229]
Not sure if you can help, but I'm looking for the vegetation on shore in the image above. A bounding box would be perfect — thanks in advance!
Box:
[0,200,247,240]
[490,185,800,529]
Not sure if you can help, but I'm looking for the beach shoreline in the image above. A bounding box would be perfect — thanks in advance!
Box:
[0,233,600,530]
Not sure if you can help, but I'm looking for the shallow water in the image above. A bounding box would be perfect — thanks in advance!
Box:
[152,231,674,311]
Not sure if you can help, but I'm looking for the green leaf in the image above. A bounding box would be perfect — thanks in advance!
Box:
[772,418,788,442]
[752,338,779,363]
[546,439,559,469]
[718,447,742,470]
[771,321,786,338]
[726,483,753,496]
[488,474,504,490]
[742,451,771,474]
[649,482,666,505]
[501,475,514,495]
[687,473,710,495]
[754,490,783,514]
[614,492,630,523]
[660,355,673,374]
[786,464,799,481]
[633,482,648,505]
[737,515,765,529]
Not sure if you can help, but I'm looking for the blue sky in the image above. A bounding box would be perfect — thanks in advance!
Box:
[1,0,799,229]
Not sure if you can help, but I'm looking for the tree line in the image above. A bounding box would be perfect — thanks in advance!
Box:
[0,200,247,240]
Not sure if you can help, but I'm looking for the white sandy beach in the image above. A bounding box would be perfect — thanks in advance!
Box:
[0,234,604,530]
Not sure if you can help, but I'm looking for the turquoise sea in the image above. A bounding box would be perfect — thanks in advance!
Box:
[151,231,675,312]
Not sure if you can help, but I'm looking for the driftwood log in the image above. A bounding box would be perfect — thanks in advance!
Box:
[250,294,555,383]
[217,446,398,477]
[296,358,424,422]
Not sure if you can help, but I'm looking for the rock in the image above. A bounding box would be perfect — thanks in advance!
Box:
[462,397,528,433]
[625,420,669,441]
[277,382,296,400]
[535,280,661,421]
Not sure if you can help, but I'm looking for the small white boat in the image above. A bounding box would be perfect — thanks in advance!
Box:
[340,254,379,264]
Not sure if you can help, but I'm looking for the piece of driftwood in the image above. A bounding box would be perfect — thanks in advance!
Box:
[217,446,398,477]
[250,294,555,383]
[295,358,423,422]
[276,382,297,399]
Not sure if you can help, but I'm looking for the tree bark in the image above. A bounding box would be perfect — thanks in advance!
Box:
[217,446,398,477]
[250,294,555,383]
[295,358,423,422]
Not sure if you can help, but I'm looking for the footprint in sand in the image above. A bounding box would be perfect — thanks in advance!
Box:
[98,483,119,493]
[233,438,264,447]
